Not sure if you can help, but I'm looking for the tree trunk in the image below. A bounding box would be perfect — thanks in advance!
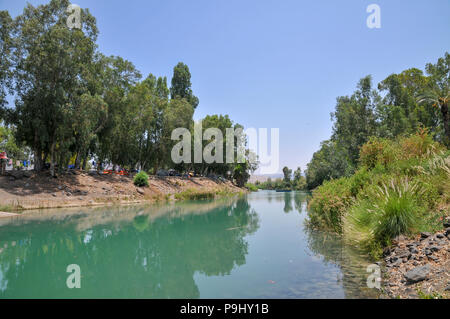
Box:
[82,153,88,171]
[75,152,81,169]
[441,102,449,147]
[33,148,43,171]
[50,140,56,177]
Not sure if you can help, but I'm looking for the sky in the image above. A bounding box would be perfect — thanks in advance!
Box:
[1,0,449,174]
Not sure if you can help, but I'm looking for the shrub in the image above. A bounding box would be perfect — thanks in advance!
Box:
[245,183,258,192]
[133,171,149,187]
[360,136,397,169]
[398,128,442,160]
[307,177,354,233]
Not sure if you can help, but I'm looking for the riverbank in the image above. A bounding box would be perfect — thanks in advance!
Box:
[382,223,450,299]
[0,170,244,213]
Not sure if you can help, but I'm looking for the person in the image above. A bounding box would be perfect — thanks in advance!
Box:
[0,152,7,175]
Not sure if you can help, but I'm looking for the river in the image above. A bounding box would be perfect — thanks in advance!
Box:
[0,190,380,298]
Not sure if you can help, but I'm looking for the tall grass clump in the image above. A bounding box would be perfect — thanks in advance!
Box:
[344,178,423,257]
[133,171,149,187]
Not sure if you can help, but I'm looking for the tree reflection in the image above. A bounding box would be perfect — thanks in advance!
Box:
[0,197,259,298]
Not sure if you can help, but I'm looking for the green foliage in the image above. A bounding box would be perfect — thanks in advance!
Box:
[174,189,215,200]
[0,2,258,184]
[245,183,258,192]
[133,171,149,187]
[307,177,354,233]
[308,131,449,257]
[306,53,449,189]
[306,140,352,189]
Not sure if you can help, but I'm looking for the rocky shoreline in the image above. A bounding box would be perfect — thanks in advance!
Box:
[382,218,450,299]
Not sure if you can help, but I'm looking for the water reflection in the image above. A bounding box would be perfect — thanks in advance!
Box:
[0,191,378,299]
[0,198,259,298]
[303,227,380,299]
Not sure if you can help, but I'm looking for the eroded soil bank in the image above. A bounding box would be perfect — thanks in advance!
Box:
[0,170,243,213]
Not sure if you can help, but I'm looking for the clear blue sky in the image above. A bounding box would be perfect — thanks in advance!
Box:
[2,0,449,173]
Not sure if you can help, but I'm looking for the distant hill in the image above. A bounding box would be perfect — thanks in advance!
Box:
[248,174,283,183]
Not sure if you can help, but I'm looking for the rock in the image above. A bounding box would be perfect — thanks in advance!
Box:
[429,245,440,252]
[136,187,145,195]
[436,233,444,239]
[393,235,406,243]
[57,186,62,190]
[9,177,15,181]
[404,264,431,283]
[420,232,432,239]
[409,247,419,254]
[445,285,450,292]
[425,249,432,256]
[428,255,438,262]
[443,217,450,228]
[395,248,411,259]
[52,193,57,197]
[445,228,450,236]
[23,171,32,178]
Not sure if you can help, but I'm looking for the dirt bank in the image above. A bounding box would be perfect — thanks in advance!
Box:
[0,170,244,212]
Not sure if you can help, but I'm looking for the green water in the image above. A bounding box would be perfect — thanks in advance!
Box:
[0,191,379,298]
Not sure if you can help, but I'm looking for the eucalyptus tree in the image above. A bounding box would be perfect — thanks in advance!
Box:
[0,11,13,115]
[418,52,450,146]
[331,76,379,167]
[10,0,98,175]
[170,62,199,109]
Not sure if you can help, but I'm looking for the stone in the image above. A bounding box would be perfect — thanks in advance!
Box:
[52,193,57,197]
[136,187,145,195]
[420,232,432,239]
[443,217,450,228]
[445,228,450,236]
[436,233,444,239]
[429,245,440,252]
[428,255,438,262]
[404,264,431,283]
[409,247,419,254]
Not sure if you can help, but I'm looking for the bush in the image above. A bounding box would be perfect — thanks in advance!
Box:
[359,136,397,169]
[245,183,258,192]
[133,171,149,187]
[307,177,354,233]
